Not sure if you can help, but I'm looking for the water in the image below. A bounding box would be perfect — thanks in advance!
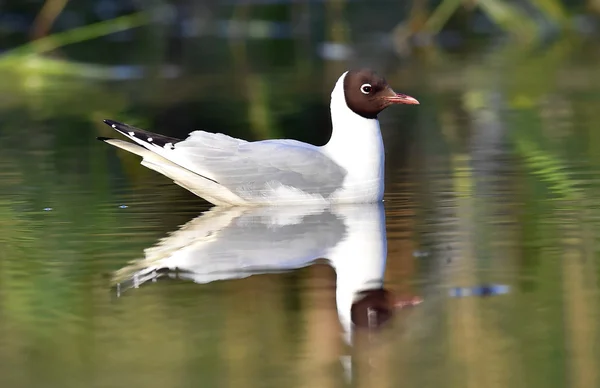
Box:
[2,20,600,388]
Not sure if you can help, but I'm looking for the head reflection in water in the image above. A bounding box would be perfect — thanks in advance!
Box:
[113,203,422,378]
[351,289,422,329]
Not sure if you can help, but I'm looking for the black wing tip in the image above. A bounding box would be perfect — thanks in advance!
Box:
[102,118,182,146]
[103,119,126,128]
[97,136,113,141]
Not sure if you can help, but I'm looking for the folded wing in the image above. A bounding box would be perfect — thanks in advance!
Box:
[105,120,347,202]
[175,132,347,200]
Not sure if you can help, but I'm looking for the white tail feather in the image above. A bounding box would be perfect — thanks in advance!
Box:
[103,139,247,206]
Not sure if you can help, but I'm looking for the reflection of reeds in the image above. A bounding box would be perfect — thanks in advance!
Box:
[2,12,148,59]
[396,0,571,53]
[561,210,599,388]
[0,12,150,97]
[30,0,70,40]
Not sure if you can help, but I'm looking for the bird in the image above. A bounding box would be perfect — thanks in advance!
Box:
[98,69,419,206]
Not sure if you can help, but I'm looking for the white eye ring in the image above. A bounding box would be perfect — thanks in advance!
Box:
[360,83,372,94]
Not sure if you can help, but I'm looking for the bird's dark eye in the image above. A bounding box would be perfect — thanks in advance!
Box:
[360,83,372,95]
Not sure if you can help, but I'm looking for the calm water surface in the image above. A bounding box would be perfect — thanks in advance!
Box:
[2,49,600,387]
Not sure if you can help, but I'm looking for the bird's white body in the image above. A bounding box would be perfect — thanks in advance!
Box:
[103,71,390,206]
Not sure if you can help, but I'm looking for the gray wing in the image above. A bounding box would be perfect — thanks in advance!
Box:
[169,132,347,199]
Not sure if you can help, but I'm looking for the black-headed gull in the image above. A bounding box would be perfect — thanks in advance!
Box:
[98,69,419,206]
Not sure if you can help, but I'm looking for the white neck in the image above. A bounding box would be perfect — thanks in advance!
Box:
[322,72,385,202]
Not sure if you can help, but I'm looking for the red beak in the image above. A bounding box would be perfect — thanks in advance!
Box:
[384,93,420,105]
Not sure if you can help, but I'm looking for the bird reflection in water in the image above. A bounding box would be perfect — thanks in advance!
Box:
[113,203,422,380]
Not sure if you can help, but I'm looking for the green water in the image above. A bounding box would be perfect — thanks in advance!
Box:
[2,31,600,388]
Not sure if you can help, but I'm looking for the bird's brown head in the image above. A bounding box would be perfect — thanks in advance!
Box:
[343,69,419,119]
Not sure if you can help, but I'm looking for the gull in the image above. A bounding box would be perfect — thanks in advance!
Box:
[98,69,419,206]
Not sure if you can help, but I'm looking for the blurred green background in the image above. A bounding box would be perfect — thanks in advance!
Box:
[1,1,600,388]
